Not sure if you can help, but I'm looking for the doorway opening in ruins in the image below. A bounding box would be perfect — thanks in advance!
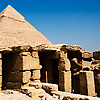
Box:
[67,51,81,94]
[2,52,21,90]
[38,51,59,85]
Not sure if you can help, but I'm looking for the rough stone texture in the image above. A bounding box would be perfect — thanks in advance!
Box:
[93,50,100,60]
[91,60,100,70]
[58,58,71,71]
[59,71,71,92]
[79,71,95,96]
[80,50,93,58]
[0,90,37,100]
[29,82,42,89]
[61,45,82,51]
[42,83,58,93]
[21,86,45,99]
[21,86,36,94]
[32,70,41,80]
[82,60,91,69]
[51,91,100,100]
[8,71,31,83]
[32,80,41,83]
[22,55,41,70]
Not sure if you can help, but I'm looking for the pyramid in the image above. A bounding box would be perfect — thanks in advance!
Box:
[0,5,52,48]
[0,5,25,21]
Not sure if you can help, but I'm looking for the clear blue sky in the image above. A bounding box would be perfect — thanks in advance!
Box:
[0,0,100,52]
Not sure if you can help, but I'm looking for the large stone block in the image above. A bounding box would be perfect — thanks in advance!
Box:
[93,50,100,60]
[82,60,91,69]
[79,71,95,96]
[42,83,58,93]
[59,71,71,92]
[58,58,71,71]
[8,71,31,83]
[80,50,93,58]
[22,55,41,70]
[32,70,41,80]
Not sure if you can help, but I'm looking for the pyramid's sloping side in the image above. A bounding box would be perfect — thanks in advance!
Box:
[0,17,52,48]
[0,5,25,22]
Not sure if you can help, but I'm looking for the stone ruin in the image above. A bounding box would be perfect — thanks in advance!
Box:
[0,5,100,100]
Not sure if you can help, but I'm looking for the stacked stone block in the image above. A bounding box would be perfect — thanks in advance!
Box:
[79,71,95,96]
[58,51,71,92]
[4,51,41,89]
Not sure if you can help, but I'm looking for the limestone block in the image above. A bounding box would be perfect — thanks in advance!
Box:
[32,80,41,83]
[29,89,45,98]
[31,51,38,58]
[59,71,71,92]
[29,82,42,89]
[22,55,41,70]
[61,45,82,51]
[58,58,71,71]
[79,71,95,96]
[81,50,93,58]
[42,83,58,93]
[8,71,31,83]
[6,82,21,89]
[82,60,91,69]
[93,50,100,60]
[21,86,36,94]
[0,60,2,75]
[32,70,41,80]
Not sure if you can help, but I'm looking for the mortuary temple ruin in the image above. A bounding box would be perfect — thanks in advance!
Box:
[0,5,100,100]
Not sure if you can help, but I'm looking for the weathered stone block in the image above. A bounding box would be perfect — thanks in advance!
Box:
[42,83,58,93]
[8,71,31,83]
[58,58,71,71]
[81,50,93,58]
[31,51,38,58]
[22,55,41,70]
[93,50,100,60]
[32,70,41,80]
[29,82,42,89]
[82,60,91,69]
[32,80,41,83]
[79,71,95,96]
[29,89,45,98]
[21,86,36,94]
[59,71,71,92]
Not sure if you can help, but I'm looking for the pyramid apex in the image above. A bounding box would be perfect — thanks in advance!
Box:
[0,5,25,21]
